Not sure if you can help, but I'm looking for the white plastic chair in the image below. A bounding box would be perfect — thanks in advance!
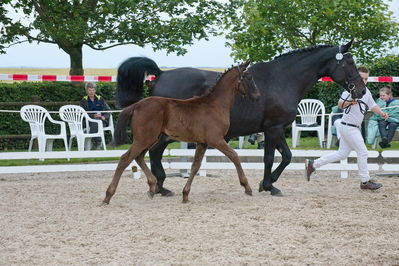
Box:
[59,105,106,151]
[292,99,325,148]
[103,113,114,139]
[20,105,68,152]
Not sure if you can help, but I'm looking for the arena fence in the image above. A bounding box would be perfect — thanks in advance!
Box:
[1,149,397,179]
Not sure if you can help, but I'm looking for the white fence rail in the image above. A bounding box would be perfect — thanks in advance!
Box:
[0,149,391,178]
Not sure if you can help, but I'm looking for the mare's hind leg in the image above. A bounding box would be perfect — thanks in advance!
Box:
[103,144,146,204]
[259,127,286,196]
[211,140,252,195]
[149,134,175,196]
[135,150,158,198]
[182,143,207,203]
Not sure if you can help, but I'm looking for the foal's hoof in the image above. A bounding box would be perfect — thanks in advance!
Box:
[100,201,109,207]
[147,191,155,199]
[245,190,253,196]
[182,197,189,203]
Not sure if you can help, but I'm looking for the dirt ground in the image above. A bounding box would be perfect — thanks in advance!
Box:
[0,169,398,265]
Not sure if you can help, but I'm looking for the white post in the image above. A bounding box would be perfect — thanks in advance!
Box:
[180,142,189,178]
[340,158,348,178]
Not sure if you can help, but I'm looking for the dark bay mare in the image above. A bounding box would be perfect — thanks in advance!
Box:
[104,61,260,204]
[116,40,366,196]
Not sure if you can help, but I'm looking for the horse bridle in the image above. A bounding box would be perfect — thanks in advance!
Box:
[236,66,249,94]
[331,46,362,95]
[332,46,368,115]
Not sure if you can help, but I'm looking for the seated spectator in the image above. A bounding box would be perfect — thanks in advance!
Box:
[80,82,111,150]
[367,85,399,148]
[248,133,264,149]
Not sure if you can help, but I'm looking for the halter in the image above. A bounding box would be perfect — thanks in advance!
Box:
[332,46,368,115]
[330,45,361,96]
[236,65,248,94]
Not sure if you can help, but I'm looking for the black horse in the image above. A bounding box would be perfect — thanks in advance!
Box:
[116,40,365,196]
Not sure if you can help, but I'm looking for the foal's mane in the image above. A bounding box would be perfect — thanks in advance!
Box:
[274,44,335,60]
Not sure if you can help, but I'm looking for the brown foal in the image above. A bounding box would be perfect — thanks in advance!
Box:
[103,61,260,204]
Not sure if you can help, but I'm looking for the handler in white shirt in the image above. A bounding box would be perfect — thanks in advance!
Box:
[306,88,388,190]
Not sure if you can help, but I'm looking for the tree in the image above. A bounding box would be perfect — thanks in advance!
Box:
[2,0,227,75]
[223,0,399,64]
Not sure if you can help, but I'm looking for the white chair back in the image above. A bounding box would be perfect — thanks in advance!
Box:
[59,105,86,136]
[20,105,68,153]
[297,99,325,126]
[20,105,48,137]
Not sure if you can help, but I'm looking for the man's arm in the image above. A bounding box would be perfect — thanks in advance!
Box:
[371,105,388,120]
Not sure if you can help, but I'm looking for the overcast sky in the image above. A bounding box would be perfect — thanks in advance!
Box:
[0,1,398,69]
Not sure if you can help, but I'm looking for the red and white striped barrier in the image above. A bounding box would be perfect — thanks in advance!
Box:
[0,74,116,82]
[0,73,398,82]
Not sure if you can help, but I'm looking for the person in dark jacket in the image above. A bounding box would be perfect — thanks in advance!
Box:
[80,82,111,150]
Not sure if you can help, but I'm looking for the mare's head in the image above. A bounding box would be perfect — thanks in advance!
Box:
[327,40,366,99]
[235,60,260,101]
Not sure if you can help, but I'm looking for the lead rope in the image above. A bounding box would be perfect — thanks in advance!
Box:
[340,94,369,115]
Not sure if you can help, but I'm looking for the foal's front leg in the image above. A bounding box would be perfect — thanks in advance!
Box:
[211,140,252,195]
[182,143,207,203]
[103,147,137,204]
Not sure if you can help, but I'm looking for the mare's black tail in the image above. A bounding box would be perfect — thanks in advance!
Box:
[113,104,136,146]
[117,57,162,108]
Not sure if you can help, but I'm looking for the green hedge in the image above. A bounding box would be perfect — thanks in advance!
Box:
[0,82,118,150]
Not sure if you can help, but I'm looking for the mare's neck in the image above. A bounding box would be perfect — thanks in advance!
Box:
[276,49,332,99]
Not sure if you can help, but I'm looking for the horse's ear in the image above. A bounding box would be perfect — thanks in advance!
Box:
[341,39,354,53]
[241,60,251,69]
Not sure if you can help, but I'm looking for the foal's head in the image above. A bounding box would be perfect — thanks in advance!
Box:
[235,61,260,101]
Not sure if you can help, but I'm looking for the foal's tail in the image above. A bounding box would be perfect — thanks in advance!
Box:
[113,104,136,146]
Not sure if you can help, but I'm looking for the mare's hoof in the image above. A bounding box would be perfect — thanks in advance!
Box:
[258,181,283,196]
[147,191,155,199]
[270,186,283,197]
[258,181,264,192]
[182,198,189,204]
[156,186,175,197]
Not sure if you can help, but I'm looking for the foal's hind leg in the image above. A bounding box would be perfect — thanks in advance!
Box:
[211,140,252,195]
[182,143,207,203]
[135,151,158,198]
[103,145,143,204]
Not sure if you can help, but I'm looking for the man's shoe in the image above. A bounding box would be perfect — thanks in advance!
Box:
[305,159,315,181]
[360,180,382,190]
